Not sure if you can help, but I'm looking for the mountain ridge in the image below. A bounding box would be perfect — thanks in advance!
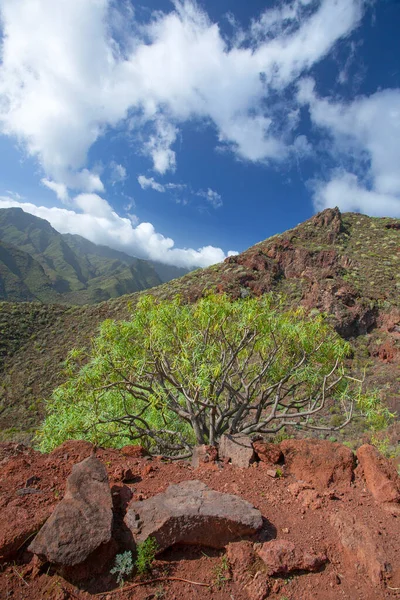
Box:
[0,208,188,304]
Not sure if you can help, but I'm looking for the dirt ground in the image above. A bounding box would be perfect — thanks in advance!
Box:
[0,440,399,600]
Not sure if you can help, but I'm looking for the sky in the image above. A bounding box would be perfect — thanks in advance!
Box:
[0,0,399,268]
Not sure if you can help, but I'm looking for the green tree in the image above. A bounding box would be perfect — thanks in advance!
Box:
[38,293,365,455]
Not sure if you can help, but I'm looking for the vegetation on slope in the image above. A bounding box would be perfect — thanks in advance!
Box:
[38,293,382,454]
[1,208,399,444]
[0,208,163,304]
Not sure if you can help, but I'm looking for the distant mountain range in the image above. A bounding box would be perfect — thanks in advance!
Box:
[0,207,189,304]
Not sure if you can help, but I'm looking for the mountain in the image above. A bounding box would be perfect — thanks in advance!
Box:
[0,208,399,443]
[0,208,171,303]
[0,239,60,303]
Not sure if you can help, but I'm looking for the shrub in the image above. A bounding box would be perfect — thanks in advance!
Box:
[38,294,379,455]
[110,551,134,585]
[135,537,158,574]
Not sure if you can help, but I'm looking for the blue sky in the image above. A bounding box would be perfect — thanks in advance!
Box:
[0,0,399,267]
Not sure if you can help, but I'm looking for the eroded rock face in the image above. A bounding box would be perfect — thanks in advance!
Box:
[125,480,263,552]
[356,444,400,504]
[280,439,355,490]
[256,539,327,575]
[330,510,390,586]
[219,434,256,468]
[29,456,113,566]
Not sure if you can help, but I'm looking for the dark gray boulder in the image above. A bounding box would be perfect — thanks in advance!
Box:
[125,479,262,552]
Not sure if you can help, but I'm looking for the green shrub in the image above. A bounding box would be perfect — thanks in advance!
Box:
[37,294,385,455]
[135,537,158,575]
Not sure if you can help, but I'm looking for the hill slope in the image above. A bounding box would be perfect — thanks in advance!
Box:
[0,208,399,442]
[0,208,164,303]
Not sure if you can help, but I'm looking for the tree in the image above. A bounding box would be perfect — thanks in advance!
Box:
[38,293,365,456]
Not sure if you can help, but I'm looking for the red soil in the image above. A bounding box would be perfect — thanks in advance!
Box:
[0,440,399,600]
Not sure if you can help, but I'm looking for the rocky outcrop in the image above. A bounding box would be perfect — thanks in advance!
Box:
[280,439,355,490]
[256,539,327,575]
[125,480,263,552]
[356,444,400,504]
[29,456,113,565]
[219,434,256,468]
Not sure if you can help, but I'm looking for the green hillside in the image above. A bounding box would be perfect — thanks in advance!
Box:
[0,208,163,304]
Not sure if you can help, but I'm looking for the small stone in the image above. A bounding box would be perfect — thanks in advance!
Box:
[266,469,277,478]
[257,539,327,575]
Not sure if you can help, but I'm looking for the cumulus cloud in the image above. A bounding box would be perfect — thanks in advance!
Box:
[0,0,365,190]
[138,175,166,193]
[0,195,236,268]
[299,81,400,216]
[41,179,69,203]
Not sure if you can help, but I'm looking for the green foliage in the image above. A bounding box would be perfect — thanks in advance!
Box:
[357,390,394,431]
[37,293,366,454]
[135,537,158,575]
[212,556,230,589]
[110,551,134,585]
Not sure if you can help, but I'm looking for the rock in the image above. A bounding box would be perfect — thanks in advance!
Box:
[253,441,283,465]
[280,439,355,490]
[219,434,256,468]
[356,444,400,504]
[125,480,263,552]
[266,469,278,478]
[191,445,218,469]
[330,510,390,586]
[0,505,51,561]
[226,542,270,600]
[29,456,113,566]
[121,445,149,458]
[256,539,327,575]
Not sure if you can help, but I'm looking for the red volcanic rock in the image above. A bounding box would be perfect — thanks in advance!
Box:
[191,445,218,469]
[356,444,400,504]
[29,456,113,565]
[253,441,283,465]
[125,480,263,552]
[226,541,270,600]
[280,439,355,490]
[256,539,327,575]
[330,510,390,586]
[120,445,149,458]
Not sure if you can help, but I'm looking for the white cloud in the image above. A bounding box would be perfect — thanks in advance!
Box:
[138,176,223,209]
[0,195,236,268]
[314,172,400,217]
[110,162,127,186]
[41,179,69,203]
[0,0,365,190]
[197,188,223,209]
[138,175,166,193]
[299,82,400,216]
